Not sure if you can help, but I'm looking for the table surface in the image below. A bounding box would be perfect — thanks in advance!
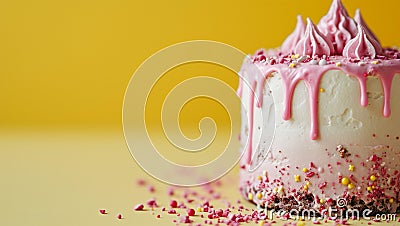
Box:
[1,127,398,226]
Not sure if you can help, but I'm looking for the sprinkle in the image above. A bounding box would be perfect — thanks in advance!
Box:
[336,62,342,67]
[318,167,324,173]
[294,175,301,182]
[319,88,325,93]
[389,198,394,203]
[262,170,268,176]
[306,181,312,187]
[197,207,203,212]
[295,54,300,59]
[257,175,263,181]
[148,185,155,193]
[297,55,308,63]
[370,175,376,181]
[187,208,195,216]
[134,204,144,211]
[306,171,315,177]
[320,199,325,204]
[302,168,308,173]
[248,192,253,200]
[310,59,318,65]
[259,220,265,226]
[291,55,296,60]
[348,165,355,171]
[156,214,161,218]
[358,61,366,66]
[348,183,355,190]
[168,209,177,214]
[371,60,380,65]
[256,192,263,199]
[367,186,373,192]
[319,59,327,66]
[303,185,308,190]
[99,209,106,214]
[289,63,297,68]
[170,200,178,208]
[341,177,350,186]
[117,214,122,219]
[297,221,306,226]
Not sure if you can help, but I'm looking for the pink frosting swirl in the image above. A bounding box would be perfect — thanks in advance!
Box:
[343,24,382,59]
[295,18,334,57]
[354,9,381,45]
[281,15,305,54]
[317,0,357,54]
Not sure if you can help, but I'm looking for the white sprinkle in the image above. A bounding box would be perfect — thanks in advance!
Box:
[358,61,366,66]
[310,60,318,65]
[297,55,308,63]
[318,167,324,173]
[319,59,327,66]
[337,172,342,176]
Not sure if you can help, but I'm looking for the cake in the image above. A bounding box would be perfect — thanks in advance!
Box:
[238,0,400,216]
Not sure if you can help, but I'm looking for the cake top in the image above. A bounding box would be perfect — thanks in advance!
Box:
[251,0,399,65]
[239,0,400,142]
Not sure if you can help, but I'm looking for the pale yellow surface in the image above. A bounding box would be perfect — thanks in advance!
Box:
[1,128,398,226]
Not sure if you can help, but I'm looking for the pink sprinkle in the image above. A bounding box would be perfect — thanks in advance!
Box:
[134,204,144,211]
[313,220,321,224]
[99,209,106,214]
[136,179,146,186]
[170,200,178,208]
[168,209,176,214]
[187,208,195,216]
[306,171,315,177]
[156,214,161,218]
[310,162,316,168]
[146,199,158,208]
[318,182,327,189]
[167,187,175,196]
[370,154,378,161]
[117,214,122,219]
[148,185,155,193]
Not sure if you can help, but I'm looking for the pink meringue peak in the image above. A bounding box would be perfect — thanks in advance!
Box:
[281,15,305,54]
[343,24,382,59]
[354,9,381,45]
[295,18,334,57]
[317,0,357,54]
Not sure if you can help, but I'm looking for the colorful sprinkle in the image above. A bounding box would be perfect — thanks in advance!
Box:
[370,175,377,181]
[348,183,355,190]
[319,88,325,93]
[302,168,308,173]
[187,208,195,216]
[341,177,350,186]
[348,164,355,171]
[99,209,106,214]
[117,214,122,219]
[134,204,144,211]
[294,175,301,182]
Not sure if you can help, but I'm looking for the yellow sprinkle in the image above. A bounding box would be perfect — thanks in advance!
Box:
[306,181,312,187]
[257,192,263,199]
[294,175,301,182]
[320,199,325,204]
[367,186,373,192]
[348,183,355,190]
[389,198,394,204]
[257,175,263,181]
[303,185,308,190]
[372,185,375,189]
[297,221,306,226]
[273,187,278,193]
[348,164,355,171]
[319,88,325,93]
[248,192,253,200]
[277,186,285,193]
[302,168,308,173]
[371,60,380,65]
[289,63,297,68]
[336,62,342,67]
[291,55,296,59]
[295,54,300,59]
[197,207,203,212]
[259,220,265,226]
[341,177,350,186]
[370,175,376,181]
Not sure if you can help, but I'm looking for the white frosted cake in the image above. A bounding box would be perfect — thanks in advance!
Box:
[238,0,400,215]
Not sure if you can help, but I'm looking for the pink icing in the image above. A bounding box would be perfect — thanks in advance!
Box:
[354,9,380,45]
[295,18,334,57]
[281,15,306,55]
[343,24,382,59]
[317,0,357,54]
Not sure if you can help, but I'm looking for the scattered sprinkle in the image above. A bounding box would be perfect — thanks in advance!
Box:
[348,164,355,171]
[302,168,308,173]
[134,204,144,211]
[341,177,350,186]
[319,88,325,93]
[294,175,301,182]
[99,209,106,214]
[117,214,122,219]
[336,62,342,67]
[318,59,327,66]
[370,175,376,181]
[187,208,195,216]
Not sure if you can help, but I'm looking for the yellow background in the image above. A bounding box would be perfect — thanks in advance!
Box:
[1,0,399,128]
[1,1,400,226]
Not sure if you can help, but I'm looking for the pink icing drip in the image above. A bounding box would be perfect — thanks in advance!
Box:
[295,18,334,57]
[343,25,382,59]
[239,59,400,145]
[281,15,306,55]
[317,0,357,54]
[354,9,380,45]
